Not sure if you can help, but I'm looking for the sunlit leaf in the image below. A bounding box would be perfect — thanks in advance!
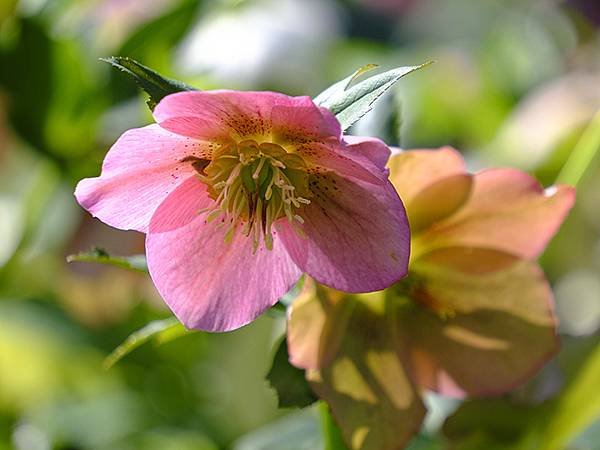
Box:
[266,339,317,409]
[102,56,196,110]
[103,317,187,369]
[67,247,148,273]
[313,64,379,106]
[317,62,432,130]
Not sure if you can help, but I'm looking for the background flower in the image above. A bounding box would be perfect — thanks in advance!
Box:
[287,147,575,449]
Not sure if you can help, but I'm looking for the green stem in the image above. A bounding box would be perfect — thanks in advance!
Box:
[319,402,349,450]
[556,109,600,186]
[536,343,600,450]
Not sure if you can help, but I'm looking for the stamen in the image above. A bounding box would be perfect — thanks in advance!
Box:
[199,140,311,251]
[252,157,266,179]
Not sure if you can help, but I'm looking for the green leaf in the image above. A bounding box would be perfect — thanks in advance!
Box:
[103,317,187,369]
[66,247,148,273]
[266,339,317,409]
[313,64,379,106]
[316,62,432,131]
[101,56,196,110]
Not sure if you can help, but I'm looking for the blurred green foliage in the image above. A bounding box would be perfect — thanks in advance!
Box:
[0,0,599,449]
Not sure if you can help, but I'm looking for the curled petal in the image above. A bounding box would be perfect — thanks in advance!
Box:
[277,173,410,293]
[153,90,340,142]
[387,147,466,205]
[413,169,576,259]
[397,247,558,397]
[146,177,301,332]
[75,124,203,232]
[343,135,392,173]
[407,174,473,233]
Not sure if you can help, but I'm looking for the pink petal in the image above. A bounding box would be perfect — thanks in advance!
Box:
[398,247,559,397]
[74,124,205,232]
[153,90,340,142]
[414,169,576,259]
[146,177,301,332]
[296,141,387,184]
[343,135,391,171]
[388,147,466,205]
[277,172,410,293]
[271,103,342,143]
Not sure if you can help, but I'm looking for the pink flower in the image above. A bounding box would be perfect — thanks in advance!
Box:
[287,147,575,450]
[75,91,410,331]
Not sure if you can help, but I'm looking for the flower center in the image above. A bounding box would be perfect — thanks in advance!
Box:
[198,140,311,252]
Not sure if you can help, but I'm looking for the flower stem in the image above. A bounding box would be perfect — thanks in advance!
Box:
[319,402,349,450]
[556,110,600,187]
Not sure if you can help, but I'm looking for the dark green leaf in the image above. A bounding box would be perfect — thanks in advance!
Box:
[67,247,148,273]
[316,62,432,131]
[103,317,187,369]
[101,56,196,110]
[267,339,317,409]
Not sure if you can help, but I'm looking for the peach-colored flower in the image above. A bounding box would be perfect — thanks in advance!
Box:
[287,147,575,450]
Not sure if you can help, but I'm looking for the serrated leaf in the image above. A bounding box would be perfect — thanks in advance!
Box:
[318,62,432,131]
[267,339,317,409]
[101,56,195,110]
[103,317,187,369]
[313,64,379,106]
[67,247,148,273]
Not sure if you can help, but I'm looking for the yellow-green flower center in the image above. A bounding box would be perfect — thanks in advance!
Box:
[198,140,311,252]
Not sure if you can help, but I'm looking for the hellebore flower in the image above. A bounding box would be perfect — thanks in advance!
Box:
[75,91,410,331]
[287,147,575,450]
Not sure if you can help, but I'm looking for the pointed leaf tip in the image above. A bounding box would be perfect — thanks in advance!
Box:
[316,61,433,131]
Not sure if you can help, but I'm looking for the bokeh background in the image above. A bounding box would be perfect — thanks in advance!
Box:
[1,0,600,449]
